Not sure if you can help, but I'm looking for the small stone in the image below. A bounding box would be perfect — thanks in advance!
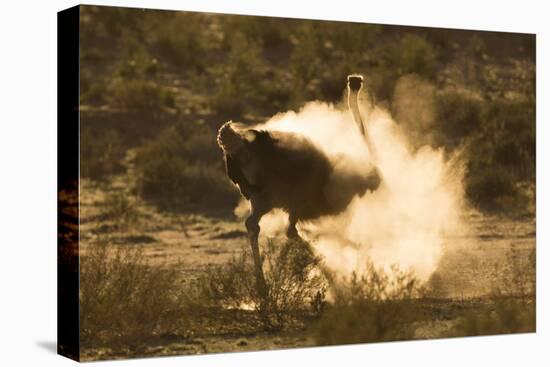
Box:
[236,339,248,347]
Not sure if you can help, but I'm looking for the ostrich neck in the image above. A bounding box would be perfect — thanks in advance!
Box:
[348,88,377,161]
[348,90,365,137]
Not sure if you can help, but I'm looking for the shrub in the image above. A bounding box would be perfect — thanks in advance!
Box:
[466,35,487,60]
[115,57,159,80]
[81,81,108,106]
[466,165,518,212]
[315,262,424,345]
[289,26,322,91]
[137,155,238,209]
[257,75,298,112]
[435,90,483,146]
[451,298,535,337]
[195,238,327,329]
[318,64,355,102]
[373,34,439,101]
[114,33,159,79]
[319,21,379,56]
[429,94,535,215]
[463,98,535,214]
[80,240,188,349]
[80,129,124,180]
[211,81,247,117]
[481,98,535,180]
[108,78,175,111]
[469,173,536,217]
[385,34,438,81]
[210,33,264,118]
[263,239,327,323]
[103,191,139,232]
[135,122,240,210]
[153,13,206,70]
[222,16,294,52]
[80,68,108,106]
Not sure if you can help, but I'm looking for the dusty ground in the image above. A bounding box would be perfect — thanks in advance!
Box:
[78,155,536,361]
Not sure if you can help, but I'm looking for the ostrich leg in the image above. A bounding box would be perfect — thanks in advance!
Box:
[286,213,300,239]
[245,194,269,311]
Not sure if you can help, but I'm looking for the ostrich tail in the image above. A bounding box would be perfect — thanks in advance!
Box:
[217,121,245,155]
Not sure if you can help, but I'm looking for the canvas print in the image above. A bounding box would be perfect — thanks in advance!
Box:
[57,4,536,361]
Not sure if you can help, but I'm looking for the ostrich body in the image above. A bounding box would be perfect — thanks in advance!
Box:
[217,75,380,307]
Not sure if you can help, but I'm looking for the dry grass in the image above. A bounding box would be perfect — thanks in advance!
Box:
[80,129,124,181]
[450,298,535,337]
[194,238,327,329]
[102,191,140,232]
[79,239,189,350]
[315,262,424,346]
[449,244,536,336]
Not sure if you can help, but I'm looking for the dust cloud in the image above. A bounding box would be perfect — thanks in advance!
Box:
[237,86,466,281]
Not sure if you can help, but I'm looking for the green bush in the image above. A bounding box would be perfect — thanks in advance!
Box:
[80,240,188,349]
[397,34,438,79]
[463,98,535,214]
[435,91,483,146]
[317,67,349,102]
[80,129,124,180]
[139,159,238,208]
[80,68,108,106]
[466,35,488,60]
[315,262,423,345]
[81,81,108,106]
[319,22,379,56]
[135,122,239,209]
[222,16,294,52]
[466,165,517,211]
[211,82,247,117]
[108,78,175,111]
[384,34,438,80]
[481,99,535,178]
[289,26,322,91]
[374,34,439,101]
[114,32,159,79]
[210,33,264,118]
[153,13,207,70]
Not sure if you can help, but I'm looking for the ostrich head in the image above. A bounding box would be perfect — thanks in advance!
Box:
[217,121,244,155]
[217,120,260,156]
[347,74,364,93]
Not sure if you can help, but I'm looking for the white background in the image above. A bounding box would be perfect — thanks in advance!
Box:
[0,0,547,365]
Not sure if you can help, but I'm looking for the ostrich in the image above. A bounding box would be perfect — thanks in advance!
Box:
[217,75,380,306]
